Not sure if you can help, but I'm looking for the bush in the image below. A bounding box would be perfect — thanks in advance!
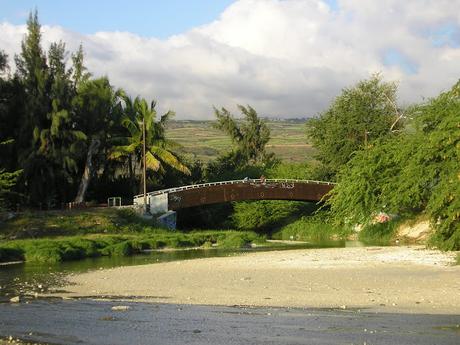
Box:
[327,81,460,250]
[218,231,262,248]
[101,241,134,256]
[24,243,64,263]
[0,247,23,262]
[272,214,344,241]
[232,200,313,232]
[358,220,399,246]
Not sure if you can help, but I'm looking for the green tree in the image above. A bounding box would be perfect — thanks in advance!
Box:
[110,96,190,194]
[306,75,399,179]
[327,80,460,249]
[207,105,276,181]
[37,41,86,202]
[13,11,92,206]
[72,77,124,203]
[214,105,274,165]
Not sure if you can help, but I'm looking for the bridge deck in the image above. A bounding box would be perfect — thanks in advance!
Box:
[134,179,334,199]
[134,179,335,212]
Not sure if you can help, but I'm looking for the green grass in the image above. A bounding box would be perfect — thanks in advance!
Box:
[0,208,272,263]
[271,215,347,241]
[0,230,269,263]
[0,208,158,240]
[358,220,401,246]
[166,120,316,163]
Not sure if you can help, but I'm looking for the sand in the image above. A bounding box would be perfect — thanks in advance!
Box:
[53,246,460,314]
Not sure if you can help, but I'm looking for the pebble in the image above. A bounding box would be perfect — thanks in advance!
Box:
[9,296,20,303]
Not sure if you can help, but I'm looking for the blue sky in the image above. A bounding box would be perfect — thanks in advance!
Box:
[0,0,236,38]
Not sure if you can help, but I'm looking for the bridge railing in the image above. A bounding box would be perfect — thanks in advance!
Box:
[134,179,335,199]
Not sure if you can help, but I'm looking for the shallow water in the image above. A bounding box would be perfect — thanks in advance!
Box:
[0,240,350,298]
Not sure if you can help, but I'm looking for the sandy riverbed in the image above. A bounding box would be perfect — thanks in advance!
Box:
[53,246,460,314]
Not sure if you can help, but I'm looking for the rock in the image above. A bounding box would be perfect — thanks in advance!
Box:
[9,296,21,303]
[111,305,131,311]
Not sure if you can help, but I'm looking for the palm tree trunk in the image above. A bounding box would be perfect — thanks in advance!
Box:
[74,138,100,203]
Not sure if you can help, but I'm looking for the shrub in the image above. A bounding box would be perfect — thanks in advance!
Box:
[0,247,23,262]
[272,214,344,241]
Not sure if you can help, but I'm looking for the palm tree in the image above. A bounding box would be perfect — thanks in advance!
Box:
[110,96,190,194]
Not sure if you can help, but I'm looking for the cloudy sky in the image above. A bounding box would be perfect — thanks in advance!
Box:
[1,0,459,119]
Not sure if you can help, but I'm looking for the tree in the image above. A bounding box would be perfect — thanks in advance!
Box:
[327,80,460,249]
[0,140,22,210]
[110,96,190,194]
[12,11,92,206]
[72,77,124,203]
[38,41,87,202]
[207,105,277,181]
[306,74,400,179]
[214,105,274,165]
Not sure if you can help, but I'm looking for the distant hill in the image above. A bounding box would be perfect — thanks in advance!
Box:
[166,120,315,163]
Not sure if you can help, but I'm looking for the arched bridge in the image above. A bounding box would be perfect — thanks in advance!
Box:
[133,179,334,214]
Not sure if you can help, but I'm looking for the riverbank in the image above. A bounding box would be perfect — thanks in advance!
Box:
[0,208,276,263]
[51,246,460,314]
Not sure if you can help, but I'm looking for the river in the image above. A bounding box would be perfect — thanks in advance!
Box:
[2,240,459,345]
[0,240,349,299]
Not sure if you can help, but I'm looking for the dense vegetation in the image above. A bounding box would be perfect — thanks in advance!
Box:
[326,81,460,249]
[310,77,459,250]
[0,208,269,263]
[0,12,192,209]
[1,11,458,261]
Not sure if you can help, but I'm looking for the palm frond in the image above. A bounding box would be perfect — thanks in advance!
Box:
[150,146,191,175]
[145,151,161,171]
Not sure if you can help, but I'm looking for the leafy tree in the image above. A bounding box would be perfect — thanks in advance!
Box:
[11,11,51,205]
[420,82,460,249]
[110,96,190,194]
[0,140,22,210]
[72,77,124,202]
[11,11,97,206]
[38,41,87,202]
[232,200,309,232]
[327,80,460,249]
[0,50,24,173]
[306,74,399,179]
[213,105,274,165]
[0,51,8,75]
[206,105,277,181]
[14,10,49,158]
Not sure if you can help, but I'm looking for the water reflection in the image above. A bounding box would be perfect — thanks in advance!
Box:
[0,240,350,298]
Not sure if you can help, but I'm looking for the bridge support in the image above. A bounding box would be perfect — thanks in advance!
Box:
[133,193,168,214]
[157,210,177,230]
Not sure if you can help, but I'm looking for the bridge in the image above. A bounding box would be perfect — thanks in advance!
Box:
[133,179,334,214]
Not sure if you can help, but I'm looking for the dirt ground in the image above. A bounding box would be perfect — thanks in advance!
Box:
[52,246,460,314]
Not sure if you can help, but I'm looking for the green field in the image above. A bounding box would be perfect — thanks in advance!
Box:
[166,120,316,163]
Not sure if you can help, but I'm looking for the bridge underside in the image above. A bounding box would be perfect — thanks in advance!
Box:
[167,181,333,210]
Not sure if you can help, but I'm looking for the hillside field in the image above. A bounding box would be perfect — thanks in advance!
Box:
[166,120,315,163]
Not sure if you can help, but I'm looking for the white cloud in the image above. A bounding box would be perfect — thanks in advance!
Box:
[0,0,459,119]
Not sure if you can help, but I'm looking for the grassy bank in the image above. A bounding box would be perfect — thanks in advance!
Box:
[0,208,155,240]
[271,215,348,242]
[0,231,267,263]
[0,208,268,263]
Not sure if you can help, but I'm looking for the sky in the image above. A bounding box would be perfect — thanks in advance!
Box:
[1,0,459,119]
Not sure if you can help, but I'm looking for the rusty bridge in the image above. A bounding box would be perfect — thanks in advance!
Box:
[133,179,334,214]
